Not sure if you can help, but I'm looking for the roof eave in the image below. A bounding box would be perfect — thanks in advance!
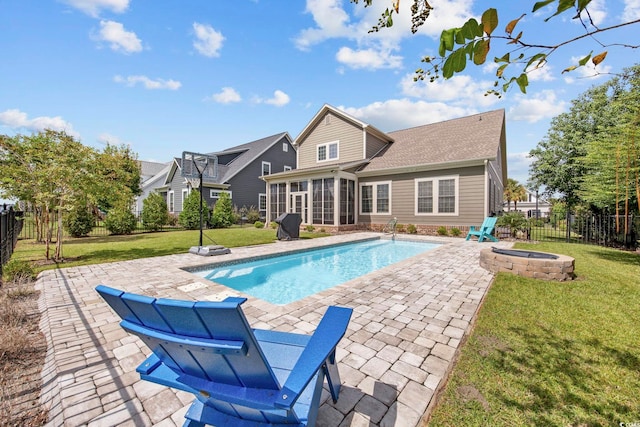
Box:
[356,157,492,177]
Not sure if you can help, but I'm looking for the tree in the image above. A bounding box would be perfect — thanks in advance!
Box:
[212,192,234,228]
[179,190,209,230]
[104,197,137,235]
[94,143,141,212]
[504,178,527,211]
[353,0,640,94]
[0,130,96,260]
[142,193,169,232]
[63,199,94,237]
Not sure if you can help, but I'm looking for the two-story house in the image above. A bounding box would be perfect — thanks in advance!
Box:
[162,132,296,218]
[262,105,507,232]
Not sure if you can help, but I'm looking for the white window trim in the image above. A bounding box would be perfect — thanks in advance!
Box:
[359,181,392,215]
[168,190,175,213]
[316,140,339,163]
[284,165,292,171]
[282,142,288,152]
[210,189,232,199]
[181,188,190,210]
[414,175,459,216]
[261,161,271,176]
[258,193,267,211]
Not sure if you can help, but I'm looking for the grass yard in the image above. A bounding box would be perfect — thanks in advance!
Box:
[11,227,329,273]
[426,242,640,426]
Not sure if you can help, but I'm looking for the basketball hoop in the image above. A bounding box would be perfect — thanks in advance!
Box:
[181,151,219,248]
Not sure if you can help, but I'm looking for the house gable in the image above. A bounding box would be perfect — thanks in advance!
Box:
[295,104,392,169]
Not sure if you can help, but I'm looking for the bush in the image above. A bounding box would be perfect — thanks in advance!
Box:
[245,206,261,223]
[437,226,448,236]
[450,227,461,237]
[305,225,315,232]
[396,223,405,233]
[105,200,137,235]
[270,221,278,229]
[407,224,417,234]
[496,211,527,237]
[141,193,169,232]
[2,259,34,282]
[212,192,234,228]
[254,221,264,228]
[63,203,94,237]
[179,191,210,230]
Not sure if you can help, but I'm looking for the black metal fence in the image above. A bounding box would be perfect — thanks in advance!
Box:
[1,207,24,277]
[526,211,639,249]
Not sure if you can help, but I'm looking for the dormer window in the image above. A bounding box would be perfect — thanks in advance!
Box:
[317,141,339,162]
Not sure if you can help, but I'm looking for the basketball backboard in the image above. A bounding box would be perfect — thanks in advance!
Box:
[181,151,218,180]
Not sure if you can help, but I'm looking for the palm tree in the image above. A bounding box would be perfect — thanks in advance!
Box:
[504,178,527,211]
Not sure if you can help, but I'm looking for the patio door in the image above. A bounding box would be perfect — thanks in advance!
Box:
[290,192,308,224]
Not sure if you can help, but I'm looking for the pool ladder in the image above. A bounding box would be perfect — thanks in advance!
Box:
[383,217,398,237]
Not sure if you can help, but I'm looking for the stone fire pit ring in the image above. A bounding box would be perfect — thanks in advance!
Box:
[480,247,575,281]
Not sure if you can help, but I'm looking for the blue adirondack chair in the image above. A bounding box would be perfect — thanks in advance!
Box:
[465,217,499,242]
[96,285,353,427]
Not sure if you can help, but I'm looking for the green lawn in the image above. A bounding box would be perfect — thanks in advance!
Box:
[427,242,640,426]
[12,227,329,273]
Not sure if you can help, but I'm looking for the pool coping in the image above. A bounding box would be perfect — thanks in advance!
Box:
[35,232,512,426]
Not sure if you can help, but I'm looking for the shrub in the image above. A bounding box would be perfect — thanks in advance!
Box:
[64,202,94,237]
[212,192,235,228]
[319,228,326,233]
[305,225,315,232]
[270,221,278,229]
[437,226,448,236]
[396,223,405,233]
[141,193,169,232]
[2,259,34,282]
[105,200,137,235]
[179,191,210,230]
[407,224,417,234]
[246,206,261,223]
[254,221,264,228]
[450,227,461,237]
[496,211,528,237]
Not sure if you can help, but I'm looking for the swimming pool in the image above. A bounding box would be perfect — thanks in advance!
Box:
[193,238,439,305]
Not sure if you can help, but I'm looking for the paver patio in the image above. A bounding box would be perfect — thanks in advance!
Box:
[35,232,511,426]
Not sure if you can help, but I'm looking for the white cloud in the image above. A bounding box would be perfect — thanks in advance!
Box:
[294,0,353,51]
[623,0,640,20]
[209,87,242,104]
[526,64,555,82]
[192,23,224,58]
[507,152,534,184]
[256,90,290,107]
[562,54,613,83]
[339,98,472,131]
[61,0,129,17]
[94,20,142,54]
[113,75,181,90]
[96,133,126,146]
[508,90,567,123]
[0,109,79,138]
[335,46,402,70]
[400,73,502,109]
[579,0,607,26]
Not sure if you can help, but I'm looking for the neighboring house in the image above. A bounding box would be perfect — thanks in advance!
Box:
[161,132,296,217]
[135,160,171,215]
[506,189,551,218]
[262,105,507,232]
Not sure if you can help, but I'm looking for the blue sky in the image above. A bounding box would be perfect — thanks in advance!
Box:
[2,0,639,190]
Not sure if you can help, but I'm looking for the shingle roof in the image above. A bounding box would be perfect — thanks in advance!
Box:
[360,109,505,172]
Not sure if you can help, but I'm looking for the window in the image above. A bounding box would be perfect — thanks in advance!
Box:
[262,161,271,176]
[210,190,232,199]
[269,183,286,221]
[282,142,288,152]
[312,178,334,224]
[168,191,175,213]
[181,188,190,210]
[284,165,292,172]
[360,182,391,214]
[339,179,355,225]
[415,176,458,215]
[317,141,339,162]
[258,193,267,211]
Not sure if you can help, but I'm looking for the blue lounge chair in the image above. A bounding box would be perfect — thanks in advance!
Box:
[96,285,352,427]
[465,217,499,242]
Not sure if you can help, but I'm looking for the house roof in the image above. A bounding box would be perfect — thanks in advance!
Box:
[359,109,505,174]
[163,132,293,186]
[139,160,170,181]
[294,104,392,145]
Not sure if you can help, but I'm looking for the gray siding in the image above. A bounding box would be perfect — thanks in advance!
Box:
[298,112,364,168]
[357,165,486,227]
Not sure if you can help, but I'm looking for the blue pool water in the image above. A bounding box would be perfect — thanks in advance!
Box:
[194,239,439,305]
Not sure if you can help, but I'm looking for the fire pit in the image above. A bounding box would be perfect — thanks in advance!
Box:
[480,247,575,281]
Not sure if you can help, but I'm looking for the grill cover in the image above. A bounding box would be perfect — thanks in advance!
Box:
[275,213,302,240]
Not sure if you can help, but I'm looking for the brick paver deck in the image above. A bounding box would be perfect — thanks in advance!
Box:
[36,233,511,426]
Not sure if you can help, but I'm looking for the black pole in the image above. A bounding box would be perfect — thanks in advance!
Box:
[199,171,203,247]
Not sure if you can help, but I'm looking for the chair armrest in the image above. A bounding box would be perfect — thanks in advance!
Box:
[274,306,352,409]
